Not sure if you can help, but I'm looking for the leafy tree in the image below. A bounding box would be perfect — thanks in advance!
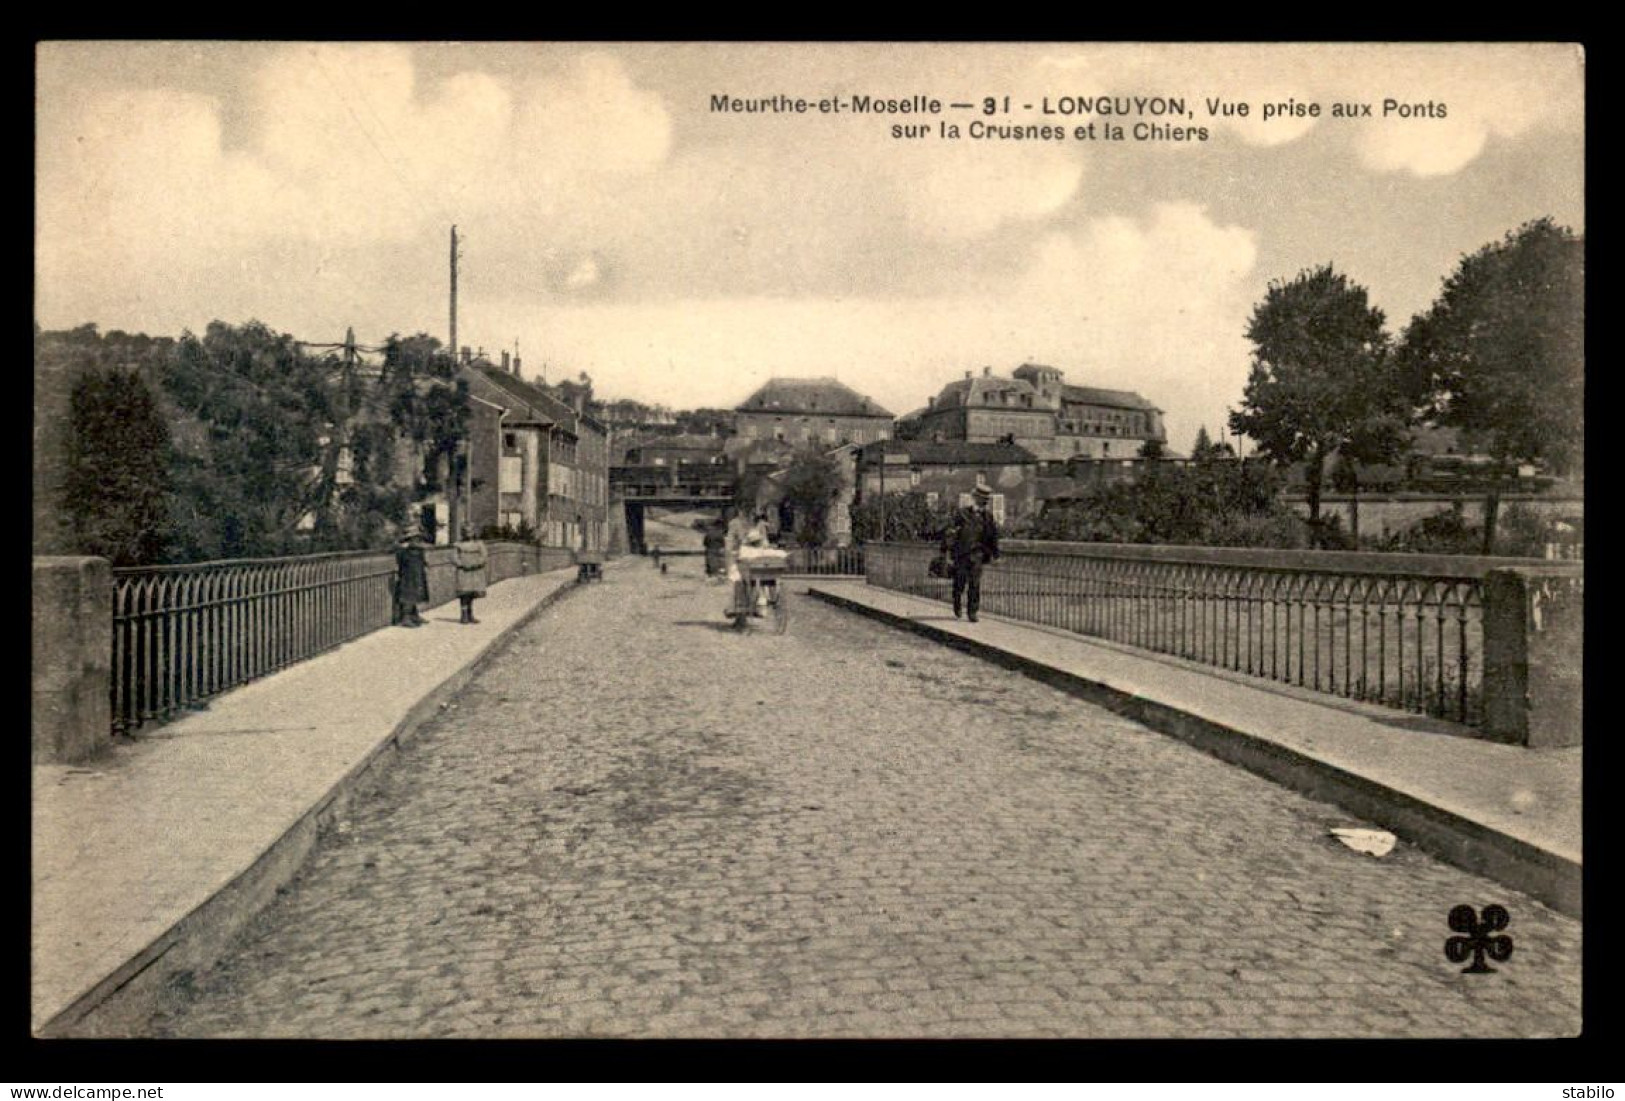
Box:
[675,407,738,437]
[1137,438,1167,460]
[64,364,171,565]
[552,370,594,410]
[36,325,178,561]
[1229,264,1404,545]
[777,449,846,546]
[1029,461,1303,548]
[161,321,336,559]
[1191,427,1236,466]
[1396,218,1583,552]
[381,332,468,495]
[850,492,955,543]
[1190,426,1215,461]
[41,321,471,564]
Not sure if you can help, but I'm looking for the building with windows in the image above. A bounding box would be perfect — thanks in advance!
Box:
[898,363,1165,463]
[462,354,610,552]
[733,378,894,447]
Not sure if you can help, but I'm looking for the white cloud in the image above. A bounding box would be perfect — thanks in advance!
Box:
[891,141,1084,239]
[1036,42,1581,176]
[563,253,604,292]
[511,52,672,178]
[35,45,675,328]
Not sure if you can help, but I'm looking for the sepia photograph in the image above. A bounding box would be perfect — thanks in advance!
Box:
[32,41,1583,1045]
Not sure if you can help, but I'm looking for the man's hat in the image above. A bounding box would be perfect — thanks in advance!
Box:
[972,485,992,500]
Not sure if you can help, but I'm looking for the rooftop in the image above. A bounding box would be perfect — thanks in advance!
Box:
[930,372,1042,410]
[466,361,584,435]
[737,377,894,419]
[1060,384,1161,412]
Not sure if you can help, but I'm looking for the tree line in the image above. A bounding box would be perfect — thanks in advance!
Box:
[839,218,1581,556]
[1229,217,1582,553]
[40,320,468,566]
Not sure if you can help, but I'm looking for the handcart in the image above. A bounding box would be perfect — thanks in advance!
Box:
[730,548,790,633]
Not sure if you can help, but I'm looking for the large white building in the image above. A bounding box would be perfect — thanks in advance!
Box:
[898,363,1166,462]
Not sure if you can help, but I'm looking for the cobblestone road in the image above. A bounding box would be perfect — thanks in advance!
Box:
[150,558,1581,1038]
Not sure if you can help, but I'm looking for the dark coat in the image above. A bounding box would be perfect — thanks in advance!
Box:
[395,542,430,605]
[942,506,1000,566]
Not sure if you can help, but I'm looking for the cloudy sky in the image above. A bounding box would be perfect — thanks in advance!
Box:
[36,42,1583,453]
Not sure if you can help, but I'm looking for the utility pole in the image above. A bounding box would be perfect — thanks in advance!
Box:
[449,225,462,540]
[449,225,459,360]
[877,443,886,542]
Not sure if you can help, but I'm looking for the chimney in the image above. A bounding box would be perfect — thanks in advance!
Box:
[927,396,935,408]
[460,346,472,364]
[983,366,992,378]
[513,356,523,378]
[501,351,511,372]
[964,370,972,380]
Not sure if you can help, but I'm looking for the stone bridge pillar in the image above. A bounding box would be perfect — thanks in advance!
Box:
[624,502,646,555]
[1482,567,1583,747]
[33,557,112,764]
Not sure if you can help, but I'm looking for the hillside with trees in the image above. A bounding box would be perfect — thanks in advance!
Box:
[37,322,467,565]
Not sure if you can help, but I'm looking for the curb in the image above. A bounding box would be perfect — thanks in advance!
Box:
[811,587,1581,920]
[40,575,585,1038]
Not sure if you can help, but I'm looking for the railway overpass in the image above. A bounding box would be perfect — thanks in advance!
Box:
[610,462,740,554]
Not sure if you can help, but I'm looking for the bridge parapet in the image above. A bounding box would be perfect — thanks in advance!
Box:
[34,542,556,743]
[865,540,1581,746]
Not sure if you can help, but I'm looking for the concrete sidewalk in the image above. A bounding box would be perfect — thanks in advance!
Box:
[32,564,596,1036]
[809,580,1581,919]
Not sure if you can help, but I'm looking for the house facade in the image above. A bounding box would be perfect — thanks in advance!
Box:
[461,356,611,552]
[734,378,894,447]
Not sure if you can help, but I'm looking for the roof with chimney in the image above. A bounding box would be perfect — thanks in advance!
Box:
[930,369,1043,410]
[736,377,893,419]
[465,360,578,435]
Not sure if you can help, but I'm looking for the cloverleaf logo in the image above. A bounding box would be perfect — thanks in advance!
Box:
[1445,904,1513,974]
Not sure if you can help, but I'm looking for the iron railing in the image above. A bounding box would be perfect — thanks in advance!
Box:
[865,540,1582,728]
[110,541,541,735]
[783,545,865,576]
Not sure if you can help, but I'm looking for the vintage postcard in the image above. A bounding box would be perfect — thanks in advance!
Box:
[33,42,1583,1049]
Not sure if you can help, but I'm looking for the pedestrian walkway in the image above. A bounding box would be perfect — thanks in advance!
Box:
[143,561,1579,1039]
[31,564,588,1035]
[809,580,1580,919]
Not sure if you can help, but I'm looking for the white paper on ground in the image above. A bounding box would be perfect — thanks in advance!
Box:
[1330,827,1397,857]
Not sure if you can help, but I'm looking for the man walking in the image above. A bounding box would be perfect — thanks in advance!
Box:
[942,485,1000,622]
